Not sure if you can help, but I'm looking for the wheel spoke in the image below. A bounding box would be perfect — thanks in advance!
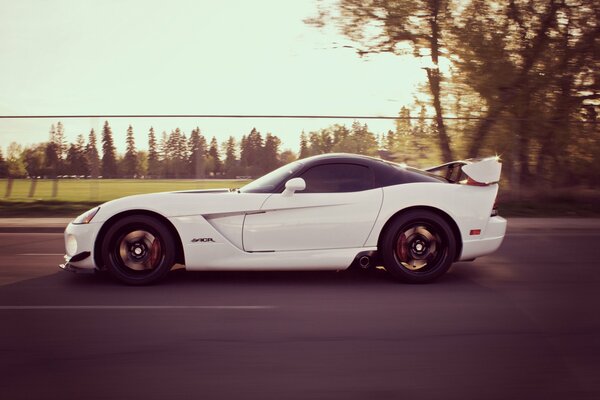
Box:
[116,230,161,272]
[395,223,443,272]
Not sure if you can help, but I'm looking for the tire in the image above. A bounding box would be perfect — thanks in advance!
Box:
[100,215,176,285]
[380,210,456,283]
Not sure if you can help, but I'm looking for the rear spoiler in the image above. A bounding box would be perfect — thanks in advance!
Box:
[425,156,502,186]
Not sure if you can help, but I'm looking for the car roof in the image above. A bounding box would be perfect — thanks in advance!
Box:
[299,153,388,167]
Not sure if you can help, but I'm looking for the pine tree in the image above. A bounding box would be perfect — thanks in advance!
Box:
[208,136,222,175]
[351,121,378,156]
[55,122,67,161]
[122,125,139,178]
[263,133,281,172]
[45,124,61,177]
[101,121,118,178]
[167,128,188,178]
[331,125,351,152]
[223,136,237,177]
[239,135,248,168]
[243,128,264,176]
[159,131,170,178]
[298,131,310,159]
[188,128,207,179]
[176,129,189,178]
[86,129,100,178]
[147,127,160,178]
[66,134,90,176]
[385,130,395,152]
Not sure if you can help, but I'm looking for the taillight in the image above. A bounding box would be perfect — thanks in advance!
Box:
[466,177,488,186]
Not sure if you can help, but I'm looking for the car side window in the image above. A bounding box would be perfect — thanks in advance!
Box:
[299,163,373,193]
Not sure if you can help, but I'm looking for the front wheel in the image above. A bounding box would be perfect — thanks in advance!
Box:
[100,215,176,285]
[381,210,457,283]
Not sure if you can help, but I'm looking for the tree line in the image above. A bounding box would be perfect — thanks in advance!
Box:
[307,0,599,189]
[0,122,292,179]
[2,103,456,180]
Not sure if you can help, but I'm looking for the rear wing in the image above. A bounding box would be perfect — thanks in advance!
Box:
[426,157,502,186]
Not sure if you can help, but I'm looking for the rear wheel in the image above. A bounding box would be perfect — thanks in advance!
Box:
[381,210,456,283]
[100,215,175,285]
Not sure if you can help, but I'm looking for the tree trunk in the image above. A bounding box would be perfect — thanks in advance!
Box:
[426,68,453,162]
[467,0,559,158]
[426,2,453,162]
[28,178,37,198]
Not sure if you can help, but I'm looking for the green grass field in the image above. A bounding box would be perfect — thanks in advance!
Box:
[1,179,249,202]
[0,179,250,216]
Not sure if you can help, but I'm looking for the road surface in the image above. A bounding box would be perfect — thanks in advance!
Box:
[0,224,599,399]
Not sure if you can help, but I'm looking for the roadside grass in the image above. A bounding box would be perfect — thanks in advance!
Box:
[0,179,248,217]
[497,187,600,217]
[0,179,248,202]
[1,179,598,218]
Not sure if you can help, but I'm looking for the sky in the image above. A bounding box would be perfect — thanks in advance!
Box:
[0,0,430,154]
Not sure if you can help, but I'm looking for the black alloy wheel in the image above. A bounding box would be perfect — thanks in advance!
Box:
[100,215,176,285]
[381,210,456,283]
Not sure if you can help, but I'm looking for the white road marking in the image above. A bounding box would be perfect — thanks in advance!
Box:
[17,253,64,256]
[0,305,275,310]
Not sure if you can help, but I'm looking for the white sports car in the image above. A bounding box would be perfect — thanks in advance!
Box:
[61,153,506,285]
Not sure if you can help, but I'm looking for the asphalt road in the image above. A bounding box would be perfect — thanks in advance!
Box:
[1,227,599,400]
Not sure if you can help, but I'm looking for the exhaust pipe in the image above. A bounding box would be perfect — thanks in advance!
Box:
[359,256,370,269]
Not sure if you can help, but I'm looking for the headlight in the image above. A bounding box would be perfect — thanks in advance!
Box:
[66,234,78,255]
[73,207,100,225]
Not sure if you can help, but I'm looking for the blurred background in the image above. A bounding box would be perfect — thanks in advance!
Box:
[1,0,598,215]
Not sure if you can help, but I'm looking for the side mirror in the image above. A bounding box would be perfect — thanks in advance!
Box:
[282,177,306,197]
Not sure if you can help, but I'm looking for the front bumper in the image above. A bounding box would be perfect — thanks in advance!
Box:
[459,216,507,260]
[60,222,103,272]
[60,253,95,274]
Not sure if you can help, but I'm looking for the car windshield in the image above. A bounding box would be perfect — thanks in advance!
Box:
[239,161,303,193]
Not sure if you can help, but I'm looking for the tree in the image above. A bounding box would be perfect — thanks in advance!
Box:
[45,124,62,177]
[298,131,310,159]
[44,141,60,178]
[331,124,351,151]
[159,131,169,178]
[101,121,118,178]
[6,142,26,178]
[223,136,238,177]
[55,122,67,162]
[188,127,207,178]
[308,129,333,155]
[122,125,139,178]
[452,0,599,187]
[137,150,148,177]
[147,127,161,178]
[0,148,8,178]
[22,144,46,177]
[308,0,454,161]
[279,149,297,165]
[65,134,90,176]
[240,128,264,175]
[263,133,282,172]
[166,128,188,178]
[86,129,100,178]
[207,136,222,175]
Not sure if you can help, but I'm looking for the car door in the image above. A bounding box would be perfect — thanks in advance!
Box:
[242,163,383,252]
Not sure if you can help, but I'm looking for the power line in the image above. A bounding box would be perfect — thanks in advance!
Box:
[0,114,597,124]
